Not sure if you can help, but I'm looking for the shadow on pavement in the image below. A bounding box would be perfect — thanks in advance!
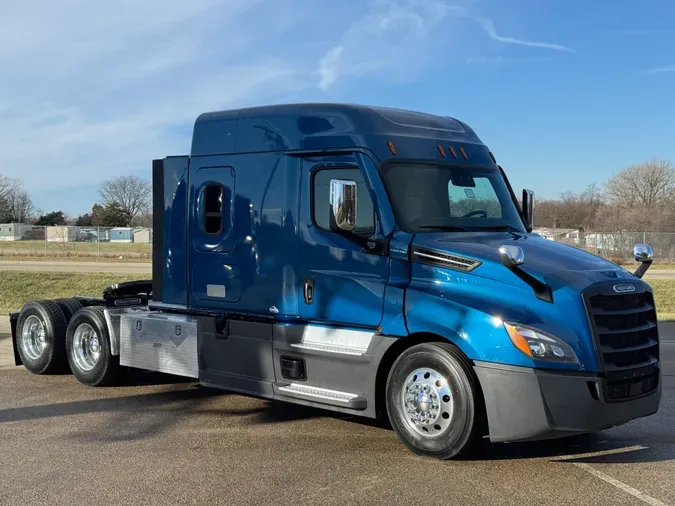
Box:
[1,367,671,463]
[467,431,675,463]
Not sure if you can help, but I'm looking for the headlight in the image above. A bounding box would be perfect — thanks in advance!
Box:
[503,322,579,364]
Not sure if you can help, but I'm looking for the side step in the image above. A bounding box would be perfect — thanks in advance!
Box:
[275,383,367,410]
[290,342,366,356]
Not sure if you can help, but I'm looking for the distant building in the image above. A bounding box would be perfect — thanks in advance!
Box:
[0,223,34,241]
[110,227,133,243]
[78,228,110,242]
[133,228,152,244]
[46,226,79,242]
[532,228,580,242]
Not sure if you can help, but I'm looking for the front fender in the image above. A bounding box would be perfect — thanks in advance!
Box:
[404,285,535,367]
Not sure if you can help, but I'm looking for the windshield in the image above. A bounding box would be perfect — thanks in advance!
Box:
[381,163,526,233]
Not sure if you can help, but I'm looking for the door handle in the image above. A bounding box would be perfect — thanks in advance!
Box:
[303,278,314,304]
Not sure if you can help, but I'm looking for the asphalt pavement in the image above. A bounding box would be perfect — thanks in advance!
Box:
[0,322,673,505]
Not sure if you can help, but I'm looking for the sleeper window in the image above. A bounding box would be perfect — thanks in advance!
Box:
[204,183,224,235]
[312,168,375,237]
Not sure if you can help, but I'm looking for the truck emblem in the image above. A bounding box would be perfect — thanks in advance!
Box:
[136,320,143,331]
[169,325,187,347]
[613,284,636,293]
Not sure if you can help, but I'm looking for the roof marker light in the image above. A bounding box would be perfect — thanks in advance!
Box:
[388,141,396,155]
[459,146,468,160]
[448,146,458,159]
[437,145,446,158]
[489,151,497,163]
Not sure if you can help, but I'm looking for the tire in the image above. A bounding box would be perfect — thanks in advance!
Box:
[54,298,83,323]
[16,300,69,374]
[385,342,483,460]
[66,307,122,387]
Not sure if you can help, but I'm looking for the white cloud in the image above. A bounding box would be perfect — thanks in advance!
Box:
[314,0,465,90]
[477,18,574,52]
[317,47,345,91]
[0,0,577,214]
[0,0,309,208]
[642,65,675,75]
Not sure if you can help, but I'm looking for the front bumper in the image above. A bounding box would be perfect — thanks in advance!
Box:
[474,361,661,443]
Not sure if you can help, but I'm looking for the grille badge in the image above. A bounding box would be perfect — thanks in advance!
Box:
[612,283,636,293]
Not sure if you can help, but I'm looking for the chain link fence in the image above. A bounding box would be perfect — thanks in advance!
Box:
[3,223,675,264]
[0,225,152,260]
[545,231,675,263]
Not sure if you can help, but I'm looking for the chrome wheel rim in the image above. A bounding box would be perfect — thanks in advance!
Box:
[21,315,47,360]
[402,367,454,437]
[72,323,101,372]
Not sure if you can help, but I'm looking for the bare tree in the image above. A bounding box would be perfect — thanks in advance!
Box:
[0,175,20,200]
[534,184,604,230]
[605,160,675,207]
[99,175,151,224]
[0,175,23,222]
[4,189,35,223]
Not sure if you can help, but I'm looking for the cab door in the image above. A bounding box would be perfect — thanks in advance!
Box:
[298,154,389,328]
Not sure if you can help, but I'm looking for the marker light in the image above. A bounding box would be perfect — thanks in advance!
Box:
[459,146,468,160]
[437,145,446,158]
[503,322,579,364]
[448,146,458,159]
[388,141,396,155]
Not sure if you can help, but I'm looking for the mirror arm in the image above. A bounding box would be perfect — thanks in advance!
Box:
[329,209,368,248]
[328,210,387,254]
[633,260,652,279]
[501,257,553,303]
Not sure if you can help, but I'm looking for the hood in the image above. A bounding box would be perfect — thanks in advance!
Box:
[412,231,638,292]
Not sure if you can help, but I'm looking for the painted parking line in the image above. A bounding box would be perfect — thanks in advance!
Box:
[573,463,668,506]
[556,446,669,506]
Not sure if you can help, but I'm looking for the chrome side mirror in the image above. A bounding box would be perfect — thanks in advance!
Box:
[633,244,654,279]
[634,244,654,263]
[499,245,525,266]
[329,179,357,233]
[522,189,534,232]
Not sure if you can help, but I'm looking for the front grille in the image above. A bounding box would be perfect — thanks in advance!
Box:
[584,283,660,402]
[411,246,482,272]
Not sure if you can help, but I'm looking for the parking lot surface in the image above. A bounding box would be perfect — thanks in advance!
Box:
[0,321,673,506]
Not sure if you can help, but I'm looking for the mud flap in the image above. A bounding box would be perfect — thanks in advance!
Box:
[9,312,21,366]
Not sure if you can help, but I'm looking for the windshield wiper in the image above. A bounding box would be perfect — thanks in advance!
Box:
[418,225,472,232]
[475,225,522,233]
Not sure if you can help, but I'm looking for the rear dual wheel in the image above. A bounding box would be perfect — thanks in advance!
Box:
[16,300,69,374]
[385,342,484,460]
[66,307,122,386]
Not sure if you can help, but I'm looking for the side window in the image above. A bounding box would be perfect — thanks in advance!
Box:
[448,176,502,218]
[313,168,375,237]
[203,183,225,235]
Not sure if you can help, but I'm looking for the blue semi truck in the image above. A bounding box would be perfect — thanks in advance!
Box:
[10,104,661,459]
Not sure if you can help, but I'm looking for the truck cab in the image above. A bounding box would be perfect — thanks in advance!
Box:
[12,103,661,459]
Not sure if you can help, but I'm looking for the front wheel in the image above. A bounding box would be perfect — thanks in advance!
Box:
[385,342,483,459]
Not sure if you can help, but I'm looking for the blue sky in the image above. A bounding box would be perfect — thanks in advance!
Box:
[1,0,674,217]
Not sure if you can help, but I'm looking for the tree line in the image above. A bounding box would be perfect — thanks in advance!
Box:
[0,175,151,228]
[535,159,675,233]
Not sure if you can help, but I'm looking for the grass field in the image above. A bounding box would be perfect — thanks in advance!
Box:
[649,279,675,320]
[1,270,673,321]
[0,240,151,260]
[0,271,142,314]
